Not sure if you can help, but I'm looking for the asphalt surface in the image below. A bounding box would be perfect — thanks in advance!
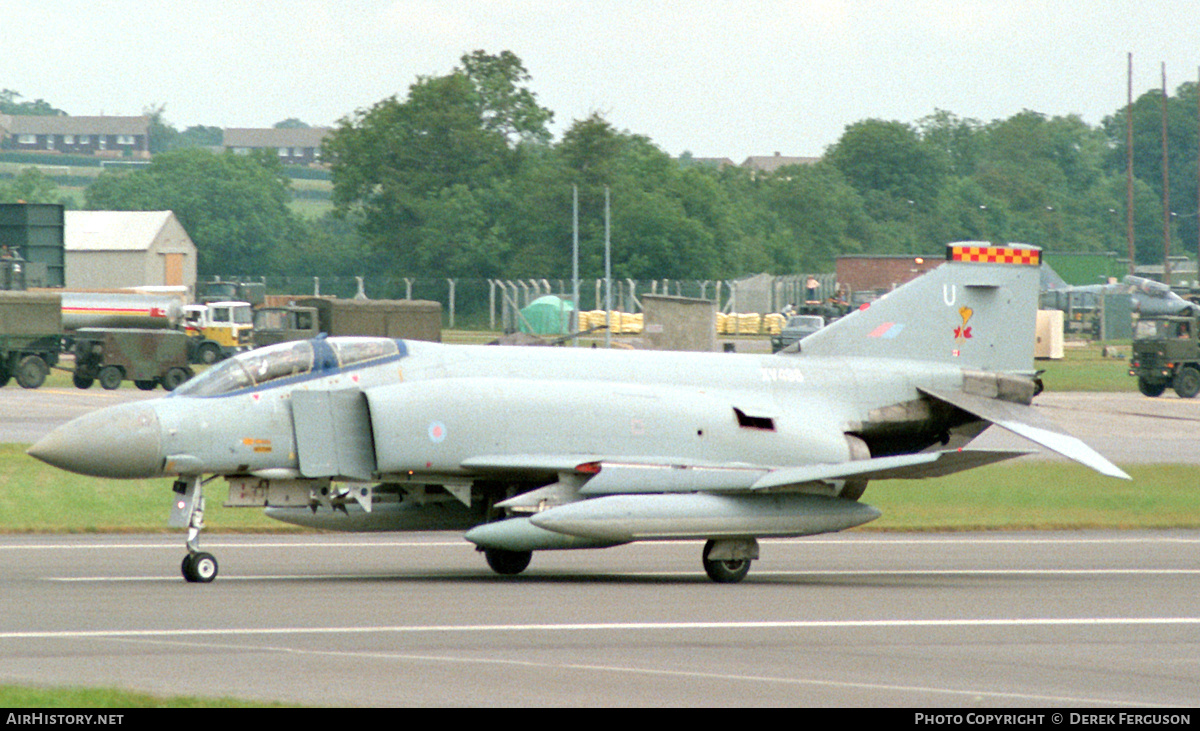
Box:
[2,386,1198,706]
[0,531,1196,707]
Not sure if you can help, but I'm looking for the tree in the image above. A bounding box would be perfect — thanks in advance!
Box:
[0,169,67,205]
[1103,83,1200,258]
[144,103,179,154]
[274,118,311,129]
[0,89,65,116]
[459,50,554,145]
[178,125,223,147]
[85,148,300,274]
[323,51,553,276]
[827,119,946,207]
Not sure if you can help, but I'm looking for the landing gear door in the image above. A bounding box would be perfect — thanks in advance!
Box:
[291,389,377,481]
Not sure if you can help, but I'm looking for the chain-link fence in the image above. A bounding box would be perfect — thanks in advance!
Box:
[209,273,840,331]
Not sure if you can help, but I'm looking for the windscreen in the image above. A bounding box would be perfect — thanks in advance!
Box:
[329,337,400,367]
[172,340,315,397]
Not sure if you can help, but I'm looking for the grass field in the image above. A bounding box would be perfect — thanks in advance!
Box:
[2,443,1196,533]
[1036,342,1135,392]
[0,684,291,708]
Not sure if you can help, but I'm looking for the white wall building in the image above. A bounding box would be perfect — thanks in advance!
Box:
[63,211,197,297]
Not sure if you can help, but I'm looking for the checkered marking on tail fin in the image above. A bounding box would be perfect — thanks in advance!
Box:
[946,244,1041,266]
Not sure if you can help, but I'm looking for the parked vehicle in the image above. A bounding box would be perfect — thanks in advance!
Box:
[1129,314,1200,398]
[771,314,826,353]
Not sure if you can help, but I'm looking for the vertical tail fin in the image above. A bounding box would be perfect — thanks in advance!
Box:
[797,242,1041,374]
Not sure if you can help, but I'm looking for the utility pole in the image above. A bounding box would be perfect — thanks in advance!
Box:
[604,185,612,349]
[1127,52,1135,275]
[572,184,579,339]
[1162,63,1171,286]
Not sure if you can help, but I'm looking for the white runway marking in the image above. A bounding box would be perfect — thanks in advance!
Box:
[2,616,1199,641]
[43,567,1200,583]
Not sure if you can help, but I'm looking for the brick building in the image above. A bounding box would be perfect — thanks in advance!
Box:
[0,115,150,157]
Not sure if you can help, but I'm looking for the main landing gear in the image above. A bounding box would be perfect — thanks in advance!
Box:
[702,538,758,584]
[171,476,219,583]
[479,538,759,583]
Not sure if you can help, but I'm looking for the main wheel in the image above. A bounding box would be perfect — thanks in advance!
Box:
[484,548,532,576]
[72,372,95,389]
[702,540,752,584]
[182,552,219,583]
[1174,366,1200,399]
[134,379,157,391]
[15,355,48,389]
[98,365,123,390]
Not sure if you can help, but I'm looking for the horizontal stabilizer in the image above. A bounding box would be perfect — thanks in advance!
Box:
[920,387,1131,480]
[751,449,1030,491]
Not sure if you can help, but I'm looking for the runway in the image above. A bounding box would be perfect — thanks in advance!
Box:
[0,531,1197,707]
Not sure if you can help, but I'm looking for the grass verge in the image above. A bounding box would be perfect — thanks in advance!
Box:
[3,443,1197,532]
[0,684,292,708]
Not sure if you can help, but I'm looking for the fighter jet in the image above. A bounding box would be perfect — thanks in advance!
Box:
[1044,274,1200,317]
[28,241,1128,583]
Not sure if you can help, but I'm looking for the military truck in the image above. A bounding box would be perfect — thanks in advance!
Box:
[1129,314,1200,397]
[72,328,193,391]
[0,290,199,390]
[0,290,62,388]
[252,298,441,348]
[252,305,319,348]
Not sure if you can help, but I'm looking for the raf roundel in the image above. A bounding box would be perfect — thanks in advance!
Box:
[428,421,447,443]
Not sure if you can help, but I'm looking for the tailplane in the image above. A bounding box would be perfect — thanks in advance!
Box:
[798,242,1041,374]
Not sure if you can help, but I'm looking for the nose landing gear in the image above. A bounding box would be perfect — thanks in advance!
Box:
[171,476,219,583]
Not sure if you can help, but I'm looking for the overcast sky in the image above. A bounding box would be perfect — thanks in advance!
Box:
[10,1,1200,161]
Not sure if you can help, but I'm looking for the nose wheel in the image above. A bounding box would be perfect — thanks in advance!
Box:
[182,552,219,582]
[171,476,220,583]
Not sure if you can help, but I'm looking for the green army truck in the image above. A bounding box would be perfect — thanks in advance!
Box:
[1,291,197,390]
[252,298,442,348]
[0,290,62,388]
[72,328,193,391]
[1129,314,1200,398]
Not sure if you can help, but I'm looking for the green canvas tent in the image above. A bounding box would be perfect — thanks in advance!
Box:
[519,295,575,335]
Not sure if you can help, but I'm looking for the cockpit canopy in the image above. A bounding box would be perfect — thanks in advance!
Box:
[172,336,402,397]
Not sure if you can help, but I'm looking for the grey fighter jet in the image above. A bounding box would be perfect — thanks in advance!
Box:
[1044,274,1200,317]
[28,242,1128,583]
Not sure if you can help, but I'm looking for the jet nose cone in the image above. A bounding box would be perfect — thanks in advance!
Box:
[27,402,163,479]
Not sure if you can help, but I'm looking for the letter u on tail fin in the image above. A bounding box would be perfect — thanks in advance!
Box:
[797,242,1042,375]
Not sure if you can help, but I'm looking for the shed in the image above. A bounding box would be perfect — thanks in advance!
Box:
[63,211,197,296]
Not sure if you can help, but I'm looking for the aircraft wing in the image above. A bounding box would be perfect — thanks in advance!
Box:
[748,448,1031,490]
[462,449,1032,500]
[919,387,1131,480]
